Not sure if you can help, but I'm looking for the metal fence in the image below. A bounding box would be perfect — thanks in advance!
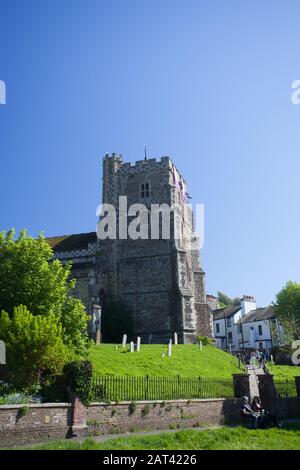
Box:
[91,375,234,402]
[274,379,297,398]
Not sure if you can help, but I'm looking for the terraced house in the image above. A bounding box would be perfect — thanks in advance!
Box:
[213,295,284,354]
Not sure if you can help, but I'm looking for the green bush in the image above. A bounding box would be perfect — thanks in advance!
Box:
[64,360,93,405]
[128,401,137,415]
[141,404,150,416]
[197,336,213,346]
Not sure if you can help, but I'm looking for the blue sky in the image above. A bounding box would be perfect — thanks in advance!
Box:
[0,0,299,306]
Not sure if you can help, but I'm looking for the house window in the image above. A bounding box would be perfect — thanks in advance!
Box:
[227,317,232,327]
[216,323,220,334]
[258,325,263,336]
[228,332,233,344]
[141,182,150,198]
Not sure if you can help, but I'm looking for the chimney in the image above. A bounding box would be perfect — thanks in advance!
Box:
[206,294,219,311]
[240,295,256,316]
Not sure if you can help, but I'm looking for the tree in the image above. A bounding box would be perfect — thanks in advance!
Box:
[217,292,234,307]
[101,300,135,343]
[233,297,241,306]
[0,306,68,390]
[0,230,89,356]
[274,281,300,342]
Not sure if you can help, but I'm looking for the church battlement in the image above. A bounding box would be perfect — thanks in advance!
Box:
[104,152,170,170]
[103,153,186,183]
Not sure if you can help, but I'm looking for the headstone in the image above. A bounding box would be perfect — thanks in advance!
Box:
[174,332,178,345]
[137,336,141,352]
[270,354,274,363]
[168,341,172,357]
[95,329,101,345]
[229,345,232,355]
[122,334,127,348]
[198,340,203,351]
[0,340,5,365]
[130,341,134,353]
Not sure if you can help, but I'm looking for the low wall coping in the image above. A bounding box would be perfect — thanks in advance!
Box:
[0,403,71,410]
[89,398,238,406]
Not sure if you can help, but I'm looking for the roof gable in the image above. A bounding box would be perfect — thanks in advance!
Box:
[213,305,241,320]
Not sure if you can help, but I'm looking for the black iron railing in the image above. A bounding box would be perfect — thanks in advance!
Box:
[90,375,234,402]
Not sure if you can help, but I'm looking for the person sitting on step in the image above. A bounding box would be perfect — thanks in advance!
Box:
[251,396,280,428]
[240,396,260,429]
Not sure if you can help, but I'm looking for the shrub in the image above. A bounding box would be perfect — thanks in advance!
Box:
[197,336,213,346]
[141,404,150,417]
[0,306,68,391]
[64,360,93,405]
[128,401,137,415]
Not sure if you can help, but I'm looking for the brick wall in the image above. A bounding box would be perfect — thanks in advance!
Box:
[276,397,300,420]
[0,403,72,448]
[86,398,242,436]
[2,396,300,448]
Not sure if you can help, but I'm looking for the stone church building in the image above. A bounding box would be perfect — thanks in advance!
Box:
[47,153,212,343]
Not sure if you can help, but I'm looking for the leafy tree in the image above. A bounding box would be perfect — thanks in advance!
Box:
[274,281,300,342]
[101,300,135,343]
[0,305,68,390]
[0,229,89,356]
[217,292,234,307]
[233,297,241,306]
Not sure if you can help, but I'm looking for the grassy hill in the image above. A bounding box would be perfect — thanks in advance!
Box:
[90,344,241,378]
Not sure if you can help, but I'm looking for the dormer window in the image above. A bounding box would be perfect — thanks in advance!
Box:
[141,182,150,198]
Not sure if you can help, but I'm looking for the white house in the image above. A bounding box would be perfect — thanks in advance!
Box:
[237,306,284,354]
[213,295,282,354]
[213,295,256,352]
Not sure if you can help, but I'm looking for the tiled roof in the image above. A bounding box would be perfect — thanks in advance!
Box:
[46,232,97,252]
[238,306,275,323]
[213,305,241,320]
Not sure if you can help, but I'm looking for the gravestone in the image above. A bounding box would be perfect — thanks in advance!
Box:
[130,341,134,353]
[198,340,202,351]
[137,336,141,352]
[168,341,172,357]
[122,334,127,348]
[229,345,232,355]
[95,329,101,345]
[174,332,178,345]
[0,341,5,365]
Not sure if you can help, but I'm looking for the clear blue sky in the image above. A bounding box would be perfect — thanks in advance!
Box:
[0,0,299,307]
